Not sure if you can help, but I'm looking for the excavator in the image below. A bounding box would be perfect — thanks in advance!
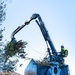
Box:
[11,13,70,75]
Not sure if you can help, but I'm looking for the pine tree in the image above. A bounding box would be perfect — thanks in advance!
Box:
[0,29,5,72]
[0,0,6,25]
[0,0,28,72]
[0,0,6,72]
[3,40,27,72]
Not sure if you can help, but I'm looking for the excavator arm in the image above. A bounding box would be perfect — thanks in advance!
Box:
[11,13,57,55]
[25,13,57,55]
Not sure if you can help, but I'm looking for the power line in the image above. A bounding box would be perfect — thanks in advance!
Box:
[26,45,46,56]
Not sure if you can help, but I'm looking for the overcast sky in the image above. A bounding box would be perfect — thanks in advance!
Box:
[2,0,75,74]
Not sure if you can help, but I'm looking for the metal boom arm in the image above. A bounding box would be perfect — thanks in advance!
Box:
[28,13,57,55]
[11,13,57,55]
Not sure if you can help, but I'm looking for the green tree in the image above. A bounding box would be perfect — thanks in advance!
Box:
[0,0,6,72]
[3,40,27,72]
[0,29,5,72]
[0,0,28,72]
[0,0,6,25]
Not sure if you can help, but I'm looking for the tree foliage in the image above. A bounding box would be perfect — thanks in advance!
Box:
[0,0,7,72]
[2,39,28,72]
[0,29,5,72]
[0,0,28,72]
[0,0,6,25]
[4,40,27,62]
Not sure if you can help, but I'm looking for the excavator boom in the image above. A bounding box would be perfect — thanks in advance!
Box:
[11,13,70,75]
